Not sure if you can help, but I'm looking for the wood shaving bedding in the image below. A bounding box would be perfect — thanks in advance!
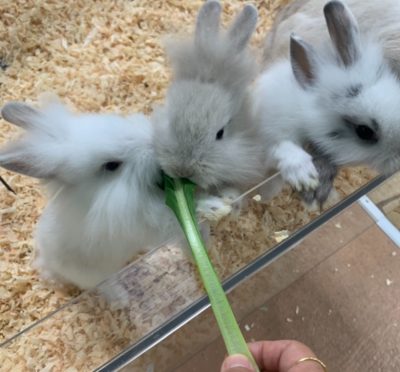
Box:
[0,0,376,369]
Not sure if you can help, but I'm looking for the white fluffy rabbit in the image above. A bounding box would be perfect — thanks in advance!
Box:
[0,100,177,289]
[254,0,400,204]
[0,99,228,289]
[153,1,266,198]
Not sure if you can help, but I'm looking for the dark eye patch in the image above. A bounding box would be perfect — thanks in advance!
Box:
[103,161,122,172]
[346,84,362,98]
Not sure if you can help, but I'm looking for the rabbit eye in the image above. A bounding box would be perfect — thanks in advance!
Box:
[216,128,224,140]
[354,125,378,143]
[343,116,379,144]
[103,161,122,171]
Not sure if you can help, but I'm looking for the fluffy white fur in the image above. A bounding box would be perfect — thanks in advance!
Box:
[0,101,181,289]
[153,1,266,192]
[255,0,400,194]
[0,99,239,289]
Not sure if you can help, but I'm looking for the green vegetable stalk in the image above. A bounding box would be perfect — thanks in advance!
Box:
[164,175,259,371]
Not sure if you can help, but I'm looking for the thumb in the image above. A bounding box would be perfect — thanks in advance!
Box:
[220,354,256,372]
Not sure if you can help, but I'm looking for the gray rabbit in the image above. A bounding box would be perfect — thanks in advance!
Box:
[153,1,266,203]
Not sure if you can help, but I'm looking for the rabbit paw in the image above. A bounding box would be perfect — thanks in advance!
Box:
[220,187,244,217]
[299,148,338,207]
[273,141,319,192]
[280,155,319,192]
[300,178,333,206]
[220,187,241,204]
[300,167,336,207]
[196,195,232,222]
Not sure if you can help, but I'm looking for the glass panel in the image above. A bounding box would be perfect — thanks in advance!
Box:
[122,192,390,372]
[0,169,385,370]
[369,173,400,229]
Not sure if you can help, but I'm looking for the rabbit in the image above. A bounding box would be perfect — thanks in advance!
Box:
[253,0,400,206]
[152,0,266,202]
[264,0,400,74]
[0,98,232,289]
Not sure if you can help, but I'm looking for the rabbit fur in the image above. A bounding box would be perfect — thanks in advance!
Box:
[254,0,400,204]
[153,0,266,195]
[264,0,400,74]
[0,99,231,289]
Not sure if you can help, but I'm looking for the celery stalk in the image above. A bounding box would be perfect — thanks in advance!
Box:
[164,175,259,371]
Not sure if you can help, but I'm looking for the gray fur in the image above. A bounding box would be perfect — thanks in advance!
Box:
[227,4,258,51]
[154,2,265,191]
[290,34,318,88]
[154,81,264,189]
[263,0,400,70]
[300,144,338,206]
[346,84,362,97]
[0,141,54,178]
[163,2,258,93]
[195,0,221,48]
[324,0,361,66]
[2,102,42,130]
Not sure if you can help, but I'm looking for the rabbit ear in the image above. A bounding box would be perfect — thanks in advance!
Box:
[290,34,318,89]
[0,102,63,178]
[324,0,361,67]
[0,140,60,179]
[227,4,258,51]
[1,102,42,130]
[195,0,222,48]
[0,141,56,178]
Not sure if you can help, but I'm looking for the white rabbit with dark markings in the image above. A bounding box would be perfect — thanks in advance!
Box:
[254,0,400,205]
[0,99,229,289]
[153,1,266,200]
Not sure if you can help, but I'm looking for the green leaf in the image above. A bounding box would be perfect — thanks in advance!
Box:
[164,173,259,371]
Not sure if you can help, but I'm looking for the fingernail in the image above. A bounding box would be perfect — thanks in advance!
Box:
[221,354,255,372]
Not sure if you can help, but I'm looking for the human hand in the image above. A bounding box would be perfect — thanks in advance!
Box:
[220,340,327,372]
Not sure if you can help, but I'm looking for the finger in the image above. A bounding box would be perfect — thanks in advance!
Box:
[220,354,255,372]
[248,340,325,372]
